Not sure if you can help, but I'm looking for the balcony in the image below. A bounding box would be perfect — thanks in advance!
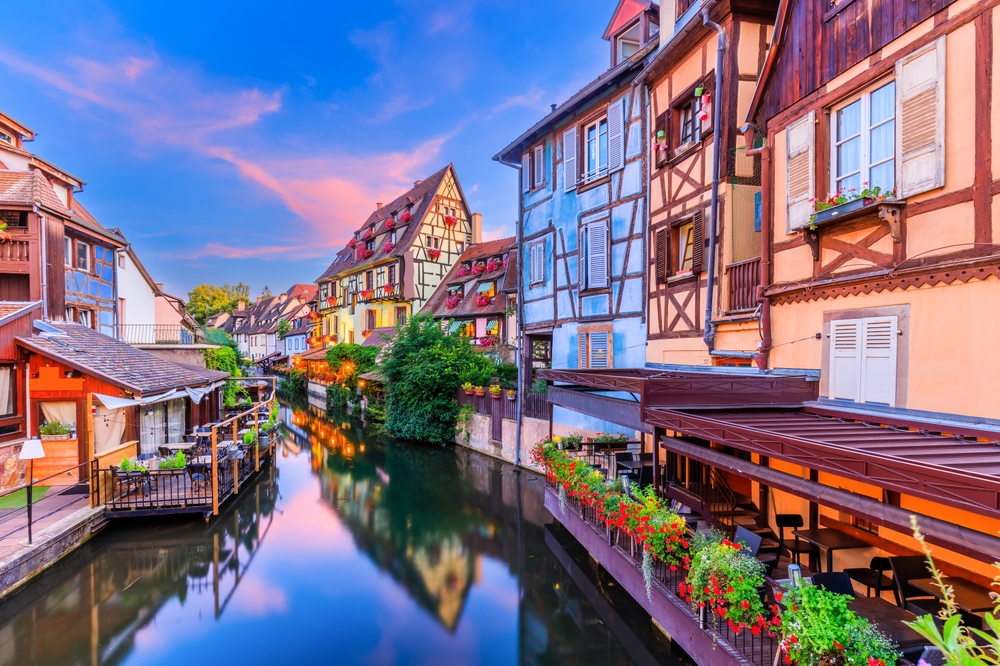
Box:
[119,324,207,346]
[357,283,402,304]
[724,257,760,314]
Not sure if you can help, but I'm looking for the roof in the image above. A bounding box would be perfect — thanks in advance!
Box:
[603,0,657,40]
[420,238,514,319]
[287,284,317,302]
[0,170,70,216]
[501,249,518,293]
[0,302,37,321]
[0,110,35,141]
[316,164,461,282]
[17,321,218,396]
[494,40,657,164]
[361,327,396,347]
[295,346,329,362]
[173,363,231,382]
[231,295,307,336]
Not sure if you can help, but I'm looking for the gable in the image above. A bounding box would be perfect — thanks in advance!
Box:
[603,0,651,41]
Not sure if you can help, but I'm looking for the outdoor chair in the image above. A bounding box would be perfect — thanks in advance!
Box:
[844,556,898,602]
[637,452,653,462]
[811,572,857,597]
[889,555,946,615]
[736,525,779,576]
[775,514,818,566]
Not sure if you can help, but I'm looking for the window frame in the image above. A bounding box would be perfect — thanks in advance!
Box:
[582,115,609,183]
[528,241,546,286]
[64,238,72,267]
[76,241,91,272]
[579,324,613,369]
[530,142,546,191]
[829,79,896,197]
[669,78,714,160]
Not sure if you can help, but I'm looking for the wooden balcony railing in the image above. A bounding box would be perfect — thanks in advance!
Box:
[358,283,402,304]
[724,257,760,313]
[0,239,30,263]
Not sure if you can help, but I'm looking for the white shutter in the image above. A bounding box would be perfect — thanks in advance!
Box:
[587,221,608,289]
[530,243,545,284]
[829,319,861,402]
[785,110,816,231]
[608,97,625,172]
[563,126,578,191]
[533,145,545,188]
[522,153,531,193]
[860,316,898,406]
[588,331,609,369]
[896,38,945,198]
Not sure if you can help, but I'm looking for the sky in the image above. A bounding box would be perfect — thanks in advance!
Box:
[0,0,619,299]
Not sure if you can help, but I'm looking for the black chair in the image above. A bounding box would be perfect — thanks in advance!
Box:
[812,572,857,597]
[845,556,898,603]
[736,526,779,576]
[775,514,818,567]
[637,452,653,462]
[889,555,946,615]
[636,464,653,488]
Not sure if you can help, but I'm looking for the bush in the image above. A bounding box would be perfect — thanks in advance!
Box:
[326,344,378,389]
[326,383,351,411]
[278,368,307,399]
[160,451,186,469]
[203,346,248,406]
[685,535,768,633]
[39,421,72,436]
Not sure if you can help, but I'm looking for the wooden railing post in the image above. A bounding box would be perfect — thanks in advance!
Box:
[211,427,219,516]
[254,403,260,472]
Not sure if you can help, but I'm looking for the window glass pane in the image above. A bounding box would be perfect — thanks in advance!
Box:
[679,223,694,271]
[0,366,14,417]
[837,172,861,192]
[870,82,895,125]
[869,162,894,192]
[587,124,597,173]
[837,101,861,141]
[836,137,861,182]
[598,119,608,171]
[77,243,89,270]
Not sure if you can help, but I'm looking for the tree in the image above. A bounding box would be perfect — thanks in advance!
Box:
[186,282,251,324]
[276,319,291,339]
[260,285,273,299]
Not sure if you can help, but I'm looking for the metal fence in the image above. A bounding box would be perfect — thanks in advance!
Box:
[119,324,206,345]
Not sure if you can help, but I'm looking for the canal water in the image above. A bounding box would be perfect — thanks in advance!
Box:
[0,403,694,666]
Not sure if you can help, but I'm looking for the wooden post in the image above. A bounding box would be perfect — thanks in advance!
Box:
[211,427,219,516]
[652,426,664,490]
[254,402,260,472]
[233,457,239,494]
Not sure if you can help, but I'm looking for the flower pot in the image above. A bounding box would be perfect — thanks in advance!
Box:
[463,389,474,395]
[505,393,516,401]
[490,392,501,399]
[40,433,71,441]
[811,197,874,225]
[474,389,485,397]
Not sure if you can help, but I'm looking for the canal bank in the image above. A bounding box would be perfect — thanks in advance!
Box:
[0,401,696,666]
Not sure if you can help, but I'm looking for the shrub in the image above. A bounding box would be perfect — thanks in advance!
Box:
[326,383,351,411]
[203,346,248,407]
[39,421,72,436]
[160,451,187,469]
[326,344,379,390]
[685,534,768,634]
[243,427,258,446]
[119,458,148,473]
[278,368,307,398]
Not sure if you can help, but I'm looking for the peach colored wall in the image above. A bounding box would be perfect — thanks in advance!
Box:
[154,296,184,327]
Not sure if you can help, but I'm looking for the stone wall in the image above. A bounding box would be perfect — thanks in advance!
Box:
[0,441,27,491]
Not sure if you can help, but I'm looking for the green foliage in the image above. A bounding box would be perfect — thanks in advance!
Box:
[186,282,250,324]
[160,451,186,469]
[202,327,234,346]
[202,346,248,407]
[456,403,475,444]
[119,458,148,473]
[326,344,379,390]
[243,427,258,446]
[39,421,71,435]
[588,433,630,445]
[276,319,292,339]
[381,315,502,444]
[778,583,897,666]
[278,369,307,400]
[326,383,351,411]
[684,534,768,632]
[530,378,548,394]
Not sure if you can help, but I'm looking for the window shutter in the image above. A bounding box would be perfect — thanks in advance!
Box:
[860,317,898,406]
[608,97,625,172]
[588,331,610,369]
[655,229,668,283]
[896,38,945,198]
[534,145,545,188]
[579,332,587,368]
[829,319,861,402]
[785,110,816,230]
[587,221,608,289]
[522,153,531,193]
[654,112,668,166]
[691,211,705,273]
[530,243,545,284]
[563,126,578,191]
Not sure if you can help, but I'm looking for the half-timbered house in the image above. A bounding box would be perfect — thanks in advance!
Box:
[315,165,480,347]
[495,0,658,434]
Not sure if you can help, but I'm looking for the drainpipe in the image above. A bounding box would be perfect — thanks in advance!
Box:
[513,162,525,468]
[744,138,772,371]
[701,4,725,352]
[38,210,49,321]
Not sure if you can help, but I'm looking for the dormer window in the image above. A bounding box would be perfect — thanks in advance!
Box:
[616,21,641,64]
[0,132,11,145]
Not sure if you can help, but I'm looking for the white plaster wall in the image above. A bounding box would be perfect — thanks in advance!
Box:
[118,252,157,327]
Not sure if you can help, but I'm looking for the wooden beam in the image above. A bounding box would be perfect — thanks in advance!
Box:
[211,428,218,516]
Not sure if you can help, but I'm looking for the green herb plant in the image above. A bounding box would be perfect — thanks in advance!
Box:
[159,451,187,470]
[119,458,149,473]
[39,421,72,436]
[243,427,258,446]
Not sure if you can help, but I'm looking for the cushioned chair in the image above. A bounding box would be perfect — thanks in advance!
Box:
[736,525,779,576]
[845,556,898,603]
[889,555,946,615]
[775,514,818,567]
[812,572,857,597]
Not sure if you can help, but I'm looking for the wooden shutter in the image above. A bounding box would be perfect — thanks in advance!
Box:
[563,126,578,191]
[522,153,531,193]
[691,210,705,273]
[785,110,816,230]
[896,38,945,198]
[579,332,588,368]
[608,97,625,172]
[655,229,668,283]
[533,145,545,188]
[654,112,668,166]
[588,331,610,369]
[587,221,608,289]
[530,242,545,284]
[860,316,898,406]
[829,318,861,402]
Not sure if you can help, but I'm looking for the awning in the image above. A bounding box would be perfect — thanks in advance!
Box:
[548,386,651,433]
[449,320,463,333]
[485,319,498,333]
[476,281,494,293]
[94,382,224,410]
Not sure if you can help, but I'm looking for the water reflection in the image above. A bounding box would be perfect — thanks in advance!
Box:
[0,403,691,666]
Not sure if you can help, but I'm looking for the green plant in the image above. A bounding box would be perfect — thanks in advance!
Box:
[119,458,148,473]
[777,583,897,666]
[684,535,768,634]
[588,433,630,445]
[39,421,72,436]
[160,451,187,469]
[243,427,258,446]
[456,403,476,444]
[905,516,1000,665]
[488,384,502,395]
[809,185,893,226]
[461,381,473,391]
[203,346,248,406]
[279,368,307,399]
[530,378,548,394]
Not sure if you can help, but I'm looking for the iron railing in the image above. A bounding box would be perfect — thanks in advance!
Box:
[724,257,761,313]
[119,324,206,345]
[357,283,402,303]
[0,459,98,544]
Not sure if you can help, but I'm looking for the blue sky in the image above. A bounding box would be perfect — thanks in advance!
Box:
[0,0,619,298]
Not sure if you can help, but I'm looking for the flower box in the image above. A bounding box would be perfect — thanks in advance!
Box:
[40,433,72,441]
[427,249,441,260]
[385,218,395,229]
[475,294,491,307]
[444,215,458,227]
[485,258,502,272]
[505,391,516,401]
[463,388,474,395]
[456,266,469,277]
[360,289,375,299]
[383,242,395,253]
[490,391,501,399]
[446,295,461,309]
[384,282,395,292]
[363,228,373,239]
[348,239,357,247]
[471,263,485,275]
[811,197,874,225]
[400,210,412,223]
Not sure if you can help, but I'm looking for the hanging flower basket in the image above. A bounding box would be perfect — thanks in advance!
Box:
[385,218,395,229]
[476,294,491,307]
[456,266,469,277]
[462,382,474,395]
[446,294,461,309]
[360,288,375,300]
[444,215,458,228]
[427,248,442,260]
[485,258,502,272]
[488,385,502,398]
[326,297,336,306]
[505,390,516,401]
[383,242,395,253]
[474,386,485,397]
[400,209,412,223]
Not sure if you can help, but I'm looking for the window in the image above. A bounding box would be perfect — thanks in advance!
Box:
[118,253,125,269]
[65,306,75,322]
[584,117,609,181]
[828,315,899,406]
[365,271,374,290]
[655,212,704,280]
[448,284,463,298]
[0,132,10,145]
[76,241,90,272]
[616,21,641,64]
[529,241,546,285]
[388,264,396,284]
[485,319,499,336]
[426,235,440,249]
[64,238,72,266]
[477,281,496,299]
[833,81,896,194]
[365,240,374,252]
[395,307,407,326]
[679,98,701,146]
[677,221,695,273]
[365,310,376,331]
[319,284,328,301]
[580,219,608,290]
[0,365,16,417]
[78,309,93,328]
[579,326,612,369]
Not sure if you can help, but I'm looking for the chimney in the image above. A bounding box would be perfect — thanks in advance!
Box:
[256,296,262,303]
[279,292,287,302]
[414,179,422,187]
[376,202,383,210]
[550,104,557,113]
[660,1,676,46]
[237,300,246,311]
[155,282,164,291]
[471,212,483,245]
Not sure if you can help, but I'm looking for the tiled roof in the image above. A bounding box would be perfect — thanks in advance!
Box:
[174,363,232,382]
[231,296,307,336]
[17,321,218,396]
[287,284,317,302]
[501,249,518,293]
[361,327,396,347]
[0,170,70,216]
[316,165,456,282]
[420,238,514,319]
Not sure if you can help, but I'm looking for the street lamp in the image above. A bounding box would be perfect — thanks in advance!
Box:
[19,439,45,544]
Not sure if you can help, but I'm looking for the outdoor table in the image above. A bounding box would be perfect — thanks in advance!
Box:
[911,577,996,614]
[598,447,629,476]
[164,442,196,452]
[792,528,869,572]
[848,596,926,651]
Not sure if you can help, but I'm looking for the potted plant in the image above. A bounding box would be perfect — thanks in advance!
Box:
[685,534,768,634]
[400,209,412,223]
[486,257,502,272]
[444,215,458,227]
[462,382,474,395]
[476,294,491,307]
[360,288,375,300]
[385,218,395,229]
[363,228,373,240]
[383,241,395,253]
[474,385,485,397]
[489,384,502,399]
[39,421,72,440]
[505,389,516,401]
[159,451,187,471]
[810,185,893,227]
[446,294,461,309]
[471,262,485,275]
[427,248,441,260]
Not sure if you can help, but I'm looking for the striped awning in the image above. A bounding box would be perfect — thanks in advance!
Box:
[476,281,494,293]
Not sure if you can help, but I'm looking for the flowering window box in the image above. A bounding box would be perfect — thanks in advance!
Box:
[456,266,469,277]
[385,218,395,229]
[427,249,442,260]
[360,289,375,300]
[363,228,373,240]
[400,210,412,223]
[348,239,357,247]
[446,295,461,309]
[444,215,458,228]
[470,263,485,275]
[485,258,502,272]
[383,242,395,253]
[384,282,396,293]
[476,294,491,307]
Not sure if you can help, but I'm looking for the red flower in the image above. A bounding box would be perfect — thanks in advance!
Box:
[773,591,783,602]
